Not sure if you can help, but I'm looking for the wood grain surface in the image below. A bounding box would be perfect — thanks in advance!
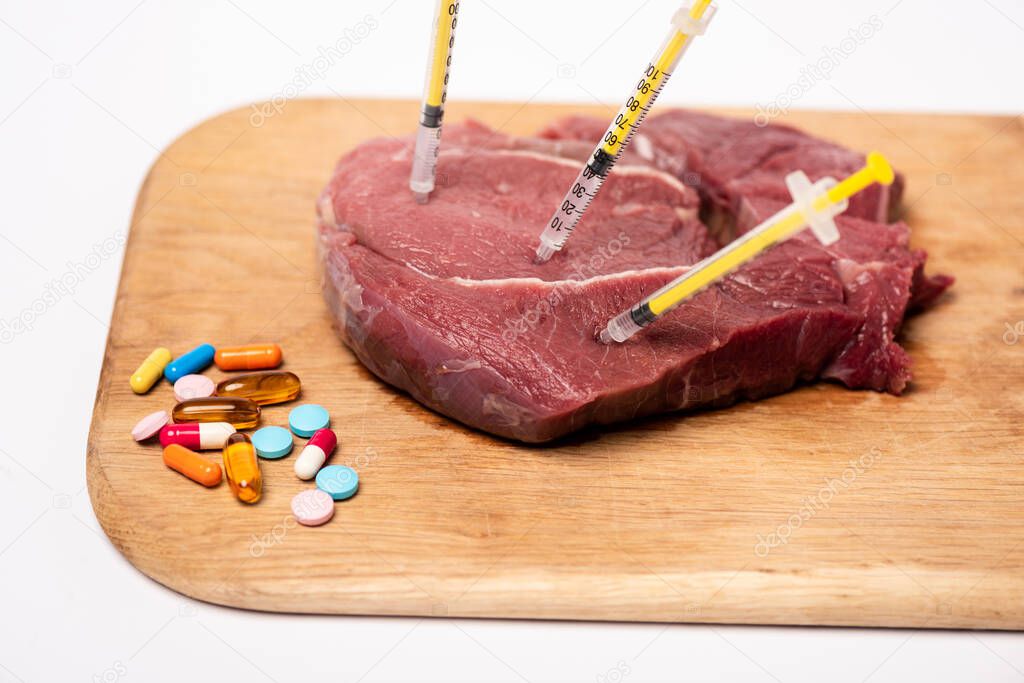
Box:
[86,98,1024,628]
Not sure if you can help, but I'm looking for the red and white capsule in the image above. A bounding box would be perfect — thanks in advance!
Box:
[294,428,337,480]
[160,422,236,450]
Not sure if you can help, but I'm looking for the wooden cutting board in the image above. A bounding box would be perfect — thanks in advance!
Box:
[87,98,1024,629]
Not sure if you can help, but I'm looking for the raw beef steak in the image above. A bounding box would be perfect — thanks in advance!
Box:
[318,112,951,442]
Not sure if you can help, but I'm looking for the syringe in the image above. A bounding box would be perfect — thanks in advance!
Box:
[599,152,896,343]
[410,0,460,204]
[534,0,716,263]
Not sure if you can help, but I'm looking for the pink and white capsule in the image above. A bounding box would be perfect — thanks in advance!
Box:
[159,422,236,450]
[294,428,337,480]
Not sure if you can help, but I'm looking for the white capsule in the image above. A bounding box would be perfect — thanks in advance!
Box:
[197,422,238,449]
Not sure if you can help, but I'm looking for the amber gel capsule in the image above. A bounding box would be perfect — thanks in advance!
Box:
[215,343,282,371]
[216,371,301,406]
[223,432,262,504]
[172,396,260,429]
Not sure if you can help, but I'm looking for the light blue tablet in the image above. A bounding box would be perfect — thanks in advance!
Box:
[252,426,293,459]
[316,465,358,501]
[288,404,330,438]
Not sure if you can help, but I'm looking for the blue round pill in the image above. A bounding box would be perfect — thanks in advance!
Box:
[289,404,330,438]
[251,426,293,459]
[316,465,358,501]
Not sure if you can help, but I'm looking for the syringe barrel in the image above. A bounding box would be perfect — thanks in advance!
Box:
[651,204,802,310]
[600,203,805,344]
[596,2,716,163]
[537,4,714,261]
[600,259,709,344]
[420,0,459,111]
[536,162,606,261]
[595,32,682,165]
[411,0,458,201]
[600,305,652,344]
[410,124,442,199]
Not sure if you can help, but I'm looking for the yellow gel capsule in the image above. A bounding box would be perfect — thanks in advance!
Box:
[216,371,301,406]
[172,396,260,429]
[130,347,172,394]
[223,432,262,504]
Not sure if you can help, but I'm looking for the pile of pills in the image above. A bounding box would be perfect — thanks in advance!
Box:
[129,342,357,526]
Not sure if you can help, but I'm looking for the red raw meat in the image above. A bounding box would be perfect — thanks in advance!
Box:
[318,112,951,442]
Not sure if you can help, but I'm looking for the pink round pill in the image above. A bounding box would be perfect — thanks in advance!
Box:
[131,410,170,442]
[173,374,215,402]
[291,488,335,527]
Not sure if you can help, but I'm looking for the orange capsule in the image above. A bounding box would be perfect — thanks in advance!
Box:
[163,444,222,487]
[214,343,283,371]
[223,433,262,504]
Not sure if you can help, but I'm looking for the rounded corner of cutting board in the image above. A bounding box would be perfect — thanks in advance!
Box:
[84,435,239,611]
[170,101,260,149]
[116,105,250,225]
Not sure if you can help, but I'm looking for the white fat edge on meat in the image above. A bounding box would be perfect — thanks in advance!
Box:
[324,141,697,248]
[317,194,337,229]
[397,248,694,289]
[392,264,589,395]
[429,262,700,401]
[436,359,484,374]
[446,265,691,289]
[727,272,769,295]
[332,133,690,202]
[633,133,655,161]
[433,147,696,201]
[480,392,537,428]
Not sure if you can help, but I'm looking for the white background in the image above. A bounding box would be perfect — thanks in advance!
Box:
[2,1,1023,681]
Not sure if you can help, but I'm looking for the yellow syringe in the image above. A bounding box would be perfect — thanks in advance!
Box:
[534,0,716,262]
[599,152,896,343]
[410,0,460,204]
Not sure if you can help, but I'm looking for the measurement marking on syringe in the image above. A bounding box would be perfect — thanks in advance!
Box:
[410,0,461,204]
[534,2,715,262]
